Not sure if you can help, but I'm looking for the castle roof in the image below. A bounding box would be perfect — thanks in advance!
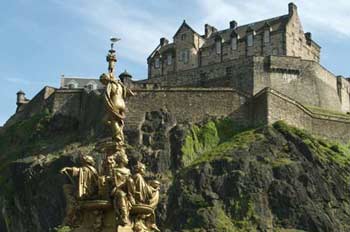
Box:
[60,77,104,89]
[201,14,290,48]
[173,20,201,38]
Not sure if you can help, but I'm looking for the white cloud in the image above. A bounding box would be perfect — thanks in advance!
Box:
[197,0,350,38]
[49,0,350,70]
[51,0,176,65]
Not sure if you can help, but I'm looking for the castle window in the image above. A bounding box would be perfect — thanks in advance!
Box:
[180,49,189,63]
[181,33,187,40]
[247,34,253,47]
[264,30,270,43]
[231,37,237,50]
[155,58,160,69]
[167,54,172,65]
[86,81,97,91]
[67,80,78,89]
[215,40,221,54]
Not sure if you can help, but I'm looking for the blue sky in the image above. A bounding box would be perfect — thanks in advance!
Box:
[1,0,349,126]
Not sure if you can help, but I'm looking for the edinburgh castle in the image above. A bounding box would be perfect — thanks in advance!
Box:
[7,3,350,142]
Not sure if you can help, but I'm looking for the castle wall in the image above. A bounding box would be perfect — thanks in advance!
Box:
[253,56,343,112]
[263,88,350,143]
[4,86,56,128]
[51,89,83,118]
[285,8,320,62]
[154,57,255,95]
[337,77,350,113]
[149,55,346,113]
[125,88,247,129]
[47,88,247,142]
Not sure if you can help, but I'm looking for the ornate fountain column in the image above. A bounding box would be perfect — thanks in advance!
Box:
[60,38,160,232]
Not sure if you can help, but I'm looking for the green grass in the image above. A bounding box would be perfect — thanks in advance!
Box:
[273,121,350,167]
[181,118,254,167]
[192,129,264,166]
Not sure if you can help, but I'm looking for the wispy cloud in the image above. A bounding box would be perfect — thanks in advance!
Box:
[51,0,176,66]
[50,0,350,69]
[196,0,350,38]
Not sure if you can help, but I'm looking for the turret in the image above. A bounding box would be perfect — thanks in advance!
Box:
[16,90,26,106]
[119,70,133,87]
[16,90,29,112]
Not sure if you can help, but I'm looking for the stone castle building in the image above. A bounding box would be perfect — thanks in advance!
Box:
[148,3,319,78]
[6,2,350,143]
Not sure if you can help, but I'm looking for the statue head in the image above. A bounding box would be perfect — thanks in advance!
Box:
[106,155,116,167]
[81,155,95,166]
[115,149,128,166]
[135,161,146,175]
[99,73,111,85]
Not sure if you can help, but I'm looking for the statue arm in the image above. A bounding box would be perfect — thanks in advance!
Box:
[126,87,136,97]
[60,167,80,176]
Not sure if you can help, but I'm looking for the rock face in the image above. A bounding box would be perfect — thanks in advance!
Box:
[1,108,350,232]
[165,122,350,231]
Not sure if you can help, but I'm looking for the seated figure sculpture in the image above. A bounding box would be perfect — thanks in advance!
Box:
[110,150,133,226]
[61,155,99,200]
[130,162,160,232]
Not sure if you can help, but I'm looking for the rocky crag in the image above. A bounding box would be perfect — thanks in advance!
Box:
[1,107,350,232]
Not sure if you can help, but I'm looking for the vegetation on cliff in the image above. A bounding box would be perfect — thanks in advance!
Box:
[166,121,350,231]
[1,110,350,232]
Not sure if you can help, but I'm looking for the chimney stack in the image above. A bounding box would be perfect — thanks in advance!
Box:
[160,37,169,47]
[305,32,312,45]
[229,20,238,29]
[205,24,217,38]
[288,2,297,15]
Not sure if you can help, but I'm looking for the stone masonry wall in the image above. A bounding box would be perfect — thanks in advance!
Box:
[285,6,320,62]
[264,88,350,143]
[4,86,55,128]
[125,88,248,130]
[253,56,344,112]
[48,88,247,143]
[148,55,347,113]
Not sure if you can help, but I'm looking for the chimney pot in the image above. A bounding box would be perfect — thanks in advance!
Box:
[160,37,169,47]
[230,20,238,29]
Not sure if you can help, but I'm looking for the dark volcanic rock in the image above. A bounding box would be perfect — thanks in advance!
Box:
[164,123,350,232]
[1,112,350,232]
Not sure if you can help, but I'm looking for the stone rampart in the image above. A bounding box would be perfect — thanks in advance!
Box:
[256,88,350,143]
[145,55,348,113]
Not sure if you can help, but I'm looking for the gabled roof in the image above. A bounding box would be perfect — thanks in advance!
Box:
[147,43,176,61]
[201,14,290,48]
[173,20,201,38]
